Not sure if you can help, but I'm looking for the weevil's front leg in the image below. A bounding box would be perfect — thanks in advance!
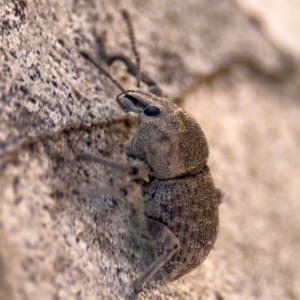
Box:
[72,153,148,198]
[75,153,149,179]
[134,218,179,294]
[74,179,145,199]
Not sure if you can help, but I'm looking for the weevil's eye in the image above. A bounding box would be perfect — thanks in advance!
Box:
[144,106,160,117]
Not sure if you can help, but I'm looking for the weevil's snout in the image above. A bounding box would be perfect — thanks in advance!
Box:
[117,92,146,113]
[117,88,159,114]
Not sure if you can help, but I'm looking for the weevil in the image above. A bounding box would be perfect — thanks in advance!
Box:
[78,9,222,298]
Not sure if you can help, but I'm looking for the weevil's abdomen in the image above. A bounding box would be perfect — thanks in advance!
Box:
[143,169,219,281]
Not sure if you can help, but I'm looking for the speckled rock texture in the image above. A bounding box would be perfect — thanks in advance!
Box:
[1,0,299,299]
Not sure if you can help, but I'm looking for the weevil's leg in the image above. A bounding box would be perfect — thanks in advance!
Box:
[215,188,224,205]
[134,218,179,294]
[74,153,149,179]
[74,179,145,199]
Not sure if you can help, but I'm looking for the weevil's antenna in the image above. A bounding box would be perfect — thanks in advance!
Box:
[79,51,128,95]
[121,9,141,88]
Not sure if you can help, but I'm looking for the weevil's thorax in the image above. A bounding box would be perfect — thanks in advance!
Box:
[118,89,209,180]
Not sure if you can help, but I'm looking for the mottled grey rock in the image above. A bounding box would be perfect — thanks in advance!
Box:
[1,0,299,299]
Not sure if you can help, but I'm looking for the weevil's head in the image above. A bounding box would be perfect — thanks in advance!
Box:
[117,88,209,179]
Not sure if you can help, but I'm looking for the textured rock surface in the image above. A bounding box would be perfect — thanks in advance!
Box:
[1,0,299,299]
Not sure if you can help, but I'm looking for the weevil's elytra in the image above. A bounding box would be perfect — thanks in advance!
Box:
[78,9,221,298]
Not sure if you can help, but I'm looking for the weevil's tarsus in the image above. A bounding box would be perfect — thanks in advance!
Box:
[79,51,128,95]
[121,9,141,88]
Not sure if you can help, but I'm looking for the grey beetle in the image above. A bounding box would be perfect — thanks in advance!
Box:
[78,9,221,298]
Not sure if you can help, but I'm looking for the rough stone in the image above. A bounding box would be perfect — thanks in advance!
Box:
[1,0,299,299]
